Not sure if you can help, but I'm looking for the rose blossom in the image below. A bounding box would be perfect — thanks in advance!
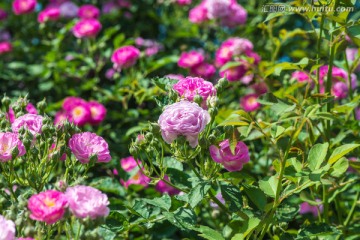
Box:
[189,3,208,24]
[240,94,261,112]
[177,0,192,5]
[332,81,348,99]
[210,139,250,171]
[173,76,216,107]
[220,1,247,27]
[68,103,91,126]
[190,62,216,79]
[155,175,180,195]
[0,214,15,240]
[120,156,150,188]
[12,114,43,136]
[87,101,106,125]
[120,156,139,172]
[205,0,231,19]
[38,7,60,23]
[0,8,7,21]
[299,200,323,217]
[178,50,205,69]
[291,71,311,83]
[0,132,26,162]
[78,4,100,19]
[0,42,12,55]
[72,19,102,38]
[62,96,87,112]
[158,101,210,148]
[219,63,253,83]
[12,0,37,15]
[25,103,38,114]
[59,1,78,18]
[111,46,140,70]
[251,82,268,95]
[215,38,254,67]
[54,110,68,126]
[69,132,111,164]
[65,185,109,219]
[28,190,68,224]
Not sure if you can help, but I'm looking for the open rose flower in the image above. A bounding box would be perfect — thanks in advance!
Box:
[0,42,12,55]
[59,1,79,18]
[12,114,43,136]
[72,19,102,38]
[78,4,100,19]
[299,200,323,217]
[0,215,15,240]
[27,190,68,224]
[65,185,109,219]
[0,132,26,162]
[69,132,111,164]
[38,7,60,23]
[119,156,150,188]
[240,93,261,112]
[87,101,107,125]
[178,50,205,69]
[111,45,140,70]
[155,175,180,195]
[158,101,210,148]
[189,2,208,24]
[210,139,250,171]
[12,0,37,15]
[190,62,216,79]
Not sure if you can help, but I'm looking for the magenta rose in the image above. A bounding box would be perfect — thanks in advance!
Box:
[209,139,250,171]
[12,0,37,15]
[155,175,180,195]
[0,41,12,55]
[240,93,261,112]
[0,8,7,21]
[12,114,43,136]
[158,101,210,148]
[178,50,205,69]
[0,132,26,162]
[37,7,60,23]
[87,101,107,125]
[190,62,216,79]
[78,4,100,19]
[189,2,208,24]
[111,45,140,70]
[72,19,102,38]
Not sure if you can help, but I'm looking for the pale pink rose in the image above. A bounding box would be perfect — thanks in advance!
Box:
[178,50,205,69]
[0,215,15,240]
[190,62,216,79]
[299,200,323,217]
[210,139,250,171]
[111,46,140,70]
[0,132,26,162]
[158,101,210,148]
[240,94,261,112]
[78,4,100,19]
[205,0,231,19]
[0,8,7,21]
[87,101,106,125]
[220,1,247,27]
[105,68,115,79]
[215,38,254,67]
[59,1,78,18]
[12,0,37,15]
[28,190,68,224]
[65,185,109,219]
[0,41,12,55]
[72,19,102,38]
[155,175,180,195]
[189,3,208,24]
[69,132,111,164]
[38,7,60,23]
[25,103,38,114]
[12,114,43,136]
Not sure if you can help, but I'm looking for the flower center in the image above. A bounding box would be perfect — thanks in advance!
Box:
[44,198,56,207]
[73,107,83,117]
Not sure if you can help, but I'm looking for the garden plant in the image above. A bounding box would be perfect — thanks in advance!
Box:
[0,0,360,239]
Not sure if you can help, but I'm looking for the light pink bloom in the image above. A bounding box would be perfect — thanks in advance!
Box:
[12,0,37,15]
[120,170,150,188]
[120,156,139,172]
[240,94,261,112]
[219,63,252,83]
[25,103,38,114]
[0,215,15,240]
[215,38,253,67]
[155,176,180,195]
[78,4,100,19]
[65,185,109,219]
[190,62,216,79]
[0,41,12,55]
[299,200,323,217]
[158,101,210,148]
[87,101,106,125]
[220,1,247,27]
[189,3,208,23]
[177,0,192,5]
[0,8,7,21]
[291,71,311,83]
[0,132,26,162]
[72,19,102,38]
[205,0,231,19]
[12,114,43,136]
[173,76,216,107]
[210,139,250,171]
[54,110,68,126]
[178,50,205,69]
[38,7,60,23]
[28,190,68,224]
[59,1,78,18]
[69,132,111,164]
[111,46,140,70]
[332,81,348,99]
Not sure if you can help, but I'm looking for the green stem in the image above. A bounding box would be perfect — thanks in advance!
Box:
[316,14,325,94]
[322,185,329,223]
[76,223,82,240]
[343,190,360,227]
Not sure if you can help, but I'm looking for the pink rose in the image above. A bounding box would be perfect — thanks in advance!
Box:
[210,139,250,171]
[28,190,68,224]
[220,2,247,27]
[72,19,102,38]
[291,71,311,83]
[68,103,91,126]
[69,132,111,164]
[178,50,205,69]
[189,3,208,24]
[240,93,261,112]
[155,176,180,195]
[0,41,12,55]
[87,101,107,125]
[59,1,79,18]
[120,171,150,188]
[332,81,348,99]
[38,7,60,23]
[65,185,109,219]
[111,45,140,70]
[158,101,210,148]
[205,0,231,19]
[54,110,68,126]
[0,8,8,21]
[25,103,38,114]
[12,0,37,15]
[0,132,26,162]
[190,62,216,79]
[219,63,253,83]
[78,4,100,19]
[0,215,15,240]
[299,200,323,217]
[12,114,43,136]
[215,38,254,67]
[120,156,139,172]
[177,0,192,5]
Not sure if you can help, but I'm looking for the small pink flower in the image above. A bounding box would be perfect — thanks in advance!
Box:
[205,0,231,19]
[0,132,26,162]
[220,2,247,27]
[291,71,311,83]
[120,171,150,188]
[240,94,261,112]
[155,176,180,195]
[0,8,8,21]
[105,68,115,79]
[177,0,192,5]
[0,41,12,55]
[65,185,109,219]
[12,114,43,136]
[87,101,106,125]
[54,110,68,126]
[0,215,15,240]
[215,38,254,67]
[219,63,252,83]
[69,132,111,164]
[6,108,15,123]
[158,101,210,148]
[12,0,37,15]
[59,1,78,18]
[72,19,102,38]
[251,82,268,95]
[189,3,208,23]
[120,156,139,172]
[25,103,38,114]
[38,7,60,23]
[332,81,348,99]
[299,200,323,217]
[28,190,68,224]
[78,4,100,19]
[62,96,87,112]
[68,103,91,126]
[190,62,216,79]
[111,45,140,70]
[210,139,250,171]
[178,50,205,69]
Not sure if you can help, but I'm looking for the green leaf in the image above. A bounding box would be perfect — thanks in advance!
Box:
[275,202,299,222]
[328,144,360,164]
[271,102,296,115]
[163,208,196,231]
[257,93,278,106]
[98,227,117,240]
[259,176,278,198]
[349,160,360,173]
[193,225,225,240]
[142,194,172,211]
[188,181,211,208]
[297,223,341,239]
[329,157,349,178]
[220,182,243,212]
[152,77,178,91]
[235,217,261,239]
[243,185,267,211]
[308,143,329,171]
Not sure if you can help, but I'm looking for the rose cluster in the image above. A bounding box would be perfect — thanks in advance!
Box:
[54,96,106,127]
[177,50,216,79]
